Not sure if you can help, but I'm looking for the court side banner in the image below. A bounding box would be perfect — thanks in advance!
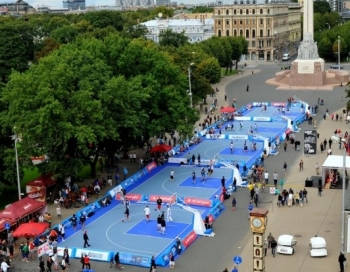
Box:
[303,130,317,155]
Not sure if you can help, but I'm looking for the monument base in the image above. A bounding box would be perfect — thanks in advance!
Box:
[289,58,325,87]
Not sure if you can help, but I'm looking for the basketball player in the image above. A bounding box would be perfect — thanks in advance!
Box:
[122,206,129,222]
[166,205,173,222]
[157,215,162,232]
[156,197,162,212]
[170,169,174,183]
[201,167,206,182]
[230,141,234,154]
[192,171,196,184]
[144,205,151,222]
[208,164,214,177]
[160,217,166,235]
[239,121,243,130]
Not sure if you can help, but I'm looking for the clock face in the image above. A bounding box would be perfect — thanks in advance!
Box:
[252,217,262,228]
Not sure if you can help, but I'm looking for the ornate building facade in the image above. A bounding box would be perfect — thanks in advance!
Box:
[213,2,301,61]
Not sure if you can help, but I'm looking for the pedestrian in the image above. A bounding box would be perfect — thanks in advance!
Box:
[273,171,278,187]
[248,202,254,219]
[283,141,287,151]
[299,159,303,171]
[160,217,166,235]
[224,95,227,101]
[264,171,269,184]
[63,246,70,266]
[339,251,347,272]
[315,162,320,175]
[58,223,65,242]
[283,162,287,175]
[47,256,53,272]
[221,176,226,187]
[70,214,77,231]
[197,154,201,166]
[122,206,130,222]
[83,231,90,248]
[144,205,151,222]
[79,213,86,229]
[246,84,249,92]
[201,167,206,182]
[230,141,234,153]
[329,138,332,148]
[279,178,284,191]
[60,258,67,271]
[39,256,45,272]
[56,206,61,219]
[231,197,236,211]
[271,237,277,257]
[166,204,173,222]
[170,169,174,182]
[323,139,327,149]
[123,166,128,180]
[303,188,308,203]
[169,253,175,269]
[83,254,91,270]
[263,238,268,256]
[318,185,322,196]
[232,266,238,272]
[149,256,156,272]
[267,233,273,248]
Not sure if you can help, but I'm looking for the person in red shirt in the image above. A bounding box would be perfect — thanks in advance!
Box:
[49,229,58,241]
[28,240,35,260]
[83,255,91,270]
[81,186,87,197]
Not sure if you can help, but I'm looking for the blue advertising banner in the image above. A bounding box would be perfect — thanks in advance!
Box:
[119,252,152,267]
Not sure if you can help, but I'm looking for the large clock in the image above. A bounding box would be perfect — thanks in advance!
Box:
[252,217,263,228]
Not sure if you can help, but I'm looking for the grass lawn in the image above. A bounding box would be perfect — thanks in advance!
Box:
[221,68,240,76]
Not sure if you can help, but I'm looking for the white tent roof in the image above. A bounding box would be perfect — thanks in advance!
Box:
[322,155,350,169]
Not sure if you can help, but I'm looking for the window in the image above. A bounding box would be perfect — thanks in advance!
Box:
[218,10,221,15]
[267,29,270,37]
[226,29,230,36]
[226,20,230,25]
[234,9,236,14]
[226,9,229,15]
[267,18,270,24]
[260,18,264,24]
[240,9,242,14]
[218,29,222,36]
[260,29,263,37]
[197,28,200,32]
[246,9,249,14]
[234,19,237,25]
[260,9,263,14]
[252,29,256,38]
[240,19,243,25]
[252,9,255,14]
[246,29,249,38]
[240,29,243,36]
[234,29,237,36]
[267,8,270,14]
[218,20,221,25]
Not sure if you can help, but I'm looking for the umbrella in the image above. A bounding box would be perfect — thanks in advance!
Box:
[150,144,172,153]
[220,106,236,113]
[13,222,49,237]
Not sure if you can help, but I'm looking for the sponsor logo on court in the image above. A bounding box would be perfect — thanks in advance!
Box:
[116,193,142,201]
[146,162,157,172]
[271,102,287,107]
[149,195,176,203]
[252,117,271,122]
[184,197,212,207]
[182,230,197,248]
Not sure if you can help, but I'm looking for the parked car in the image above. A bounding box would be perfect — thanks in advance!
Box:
[330,64,343,69]
[309,237,327,257]
[277,234,297,255]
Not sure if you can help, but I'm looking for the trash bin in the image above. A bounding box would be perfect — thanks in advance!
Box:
[305,178,313,187]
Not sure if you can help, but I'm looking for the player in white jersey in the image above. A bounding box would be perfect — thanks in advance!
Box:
[166,204,173,222]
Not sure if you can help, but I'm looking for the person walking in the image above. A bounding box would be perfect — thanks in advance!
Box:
[318,185,323,196]
[79,213,86,230]
[303,188,308,203]
[246,84,249,92]
[283,141,287,151]
[315,162,320,175]
[339,251,347,272]
[170,169,174,182]
[283,162,287,175]
[192,170,196,184]
[248,202,254,219]
[271,238,277,257]
[144,205,151,222]
[123,206,130,222]
[279,178,284,191]
[166,204,173,222]
[299,160,303,171]
[267,233,273,248]
[149,256,156,272]
[231,197,237,211]
[83,231,90,248]
[273,172,278,187]
[329,138,332,148]
[264,171,269,184]
[263,238,268,256]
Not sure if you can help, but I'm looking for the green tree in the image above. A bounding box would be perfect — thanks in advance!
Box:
[34,38,60,61]
[159,29,189,48]
[150,7,174,18]
[50,25,78,44]
[196,57,221,84]
[0,21,34,83]
[123,24,149,39]
[190,7,213,13]
[83,11,124,31]
[314,1,331,14]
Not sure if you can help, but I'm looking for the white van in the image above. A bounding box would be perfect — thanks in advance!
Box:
[282,53,290,61]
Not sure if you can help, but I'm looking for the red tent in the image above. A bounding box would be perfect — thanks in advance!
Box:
[0,197,46,221]
[150,144,172,153]
[220,106,236,113]
[13,222,49,237]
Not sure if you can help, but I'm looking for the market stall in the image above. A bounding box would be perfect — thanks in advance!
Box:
[322,155,350,189]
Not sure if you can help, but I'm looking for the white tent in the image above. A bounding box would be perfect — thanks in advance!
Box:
[322,155,349,186]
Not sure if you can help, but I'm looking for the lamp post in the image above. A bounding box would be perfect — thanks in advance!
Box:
[338,36,341,71]
[188,63,194,108]
[341,141,346,252]
[13,133,22,200]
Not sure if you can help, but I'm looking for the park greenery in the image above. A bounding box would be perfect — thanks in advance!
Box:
[0,8,247,194]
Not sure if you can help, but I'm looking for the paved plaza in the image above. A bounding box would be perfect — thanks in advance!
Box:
[13,63,349,272]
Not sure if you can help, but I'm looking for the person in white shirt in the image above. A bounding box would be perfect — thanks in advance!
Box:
[166,205,173,222]
[273,172,278,187]
[38,214,44,223]
[59,223,65,241]
[144,205,151,222]
[264,171,269,184]
[230,141,234,154]
[1,260,10,272]
[94,184,100,195]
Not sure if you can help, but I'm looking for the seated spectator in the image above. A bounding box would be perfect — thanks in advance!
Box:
[94,184,100,196]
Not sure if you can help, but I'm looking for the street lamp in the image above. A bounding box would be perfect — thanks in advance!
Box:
[338,36,341,71]
[188,63,194,108]
[341,144,346,253]
[12,132,21,200]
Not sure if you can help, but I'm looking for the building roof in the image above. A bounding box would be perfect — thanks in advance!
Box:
[142,19,205,27]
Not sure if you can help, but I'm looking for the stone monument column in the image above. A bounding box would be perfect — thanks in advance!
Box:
[303,0,313,40]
